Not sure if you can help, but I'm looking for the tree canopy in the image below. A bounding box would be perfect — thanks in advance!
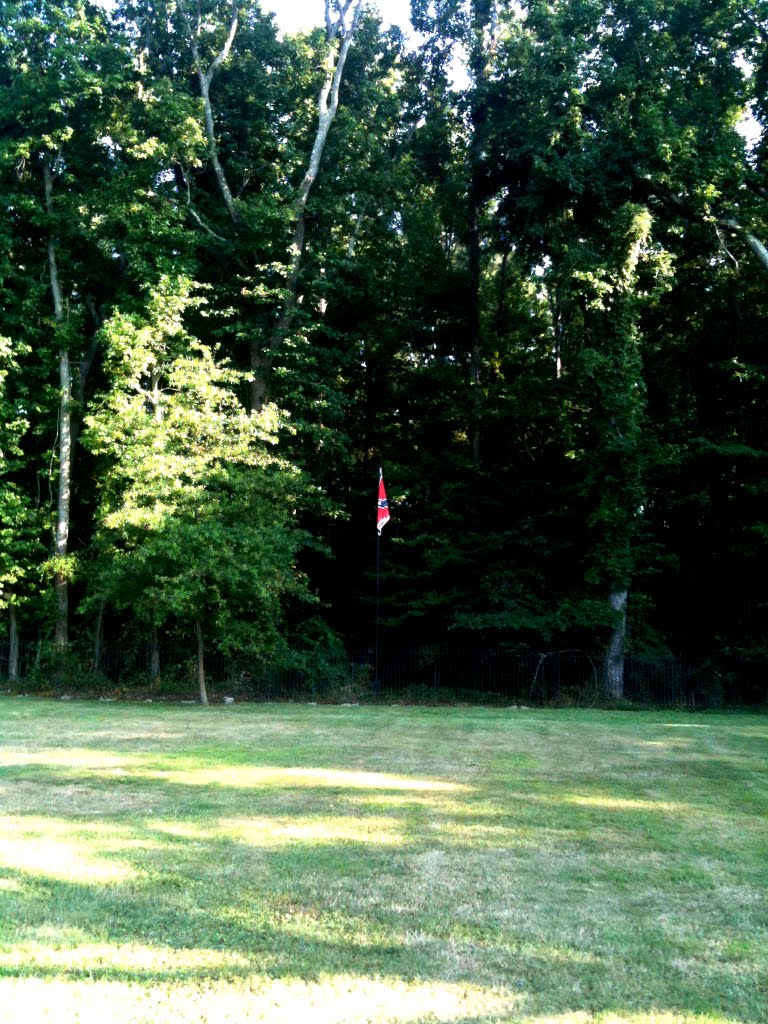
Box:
[1,0,767,695]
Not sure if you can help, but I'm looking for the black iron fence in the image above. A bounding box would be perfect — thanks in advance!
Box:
[0,639,765,708]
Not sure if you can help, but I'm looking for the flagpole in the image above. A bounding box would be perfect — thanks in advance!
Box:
[374,465,389,698]
[374,527,381,694]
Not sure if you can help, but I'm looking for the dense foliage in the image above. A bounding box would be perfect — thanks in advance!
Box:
[1,0,767,695]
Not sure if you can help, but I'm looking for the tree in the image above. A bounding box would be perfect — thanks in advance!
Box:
[0,0,766,682]
[0,336,44,678]
[0,0,136,647]
[83,276,317,702]
[250,0,368,412]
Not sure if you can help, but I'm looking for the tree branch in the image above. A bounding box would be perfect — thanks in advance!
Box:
[43,160,64,322]
[204,4,239,86]
[746,180,768,203]
[81,299,103,402]
[653,183,768,275]
[175,0,240,223]
[43,156,71,647]
[186,205,231,245]
[296,0,365,214]
[251,0,366,412]
[718,219,768,272]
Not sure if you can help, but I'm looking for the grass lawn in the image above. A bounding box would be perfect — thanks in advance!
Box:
[0,699,766,1024]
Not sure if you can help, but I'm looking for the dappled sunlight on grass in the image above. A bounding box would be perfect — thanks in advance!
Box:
[0,700,766,1024]
[0,974,520,1024]
[520,1015,746,1024]
[146,764,470,792]
[662,723,712,728]
[1,748,470,795]
[1,748,146,770]
[1,934,252,975]
[221,814,407,847]
[0,818,142,884]
[562,795,686,812]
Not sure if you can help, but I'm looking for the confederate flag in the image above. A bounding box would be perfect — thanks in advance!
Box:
[377,467,390,535]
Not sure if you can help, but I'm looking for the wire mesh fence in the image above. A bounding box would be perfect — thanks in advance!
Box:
[0,639,765,708]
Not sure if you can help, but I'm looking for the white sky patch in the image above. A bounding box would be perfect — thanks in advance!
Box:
[267,0,415,36]
[267,0,469,87]
[95,0,415,34]
[737,107,762,152]
[734,51,763,153]
[94,0,470,87]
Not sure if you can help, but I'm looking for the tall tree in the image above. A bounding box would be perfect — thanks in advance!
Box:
[83,276,318,702]
[251,0,367,412]
[0,0,136,647]
[0,336,44,677]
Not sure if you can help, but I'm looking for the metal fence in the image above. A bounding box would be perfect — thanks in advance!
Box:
[0,639,765,708]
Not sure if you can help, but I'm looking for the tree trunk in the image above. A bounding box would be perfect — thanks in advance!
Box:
[93,598,105,674]
[44,159,71,651]
[8,606,19,682]
[468,196,482,468]
[53,346,72,651]
[550,281,564,379]
[604,587,628,700]
[466,2,497,468]
[467,75,483,469]
[175,0,240,223]
[150,625,161,689]
[594,211,649,704]
[195,618,208,705]
[250,0,365,412]
[198,63,239,222]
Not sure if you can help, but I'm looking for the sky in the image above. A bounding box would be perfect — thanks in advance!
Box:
[265,0,472,87]
[265,0,416,36]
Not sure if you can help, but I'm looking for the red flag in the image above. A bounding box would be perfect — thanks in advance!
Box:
[377,467,390,534]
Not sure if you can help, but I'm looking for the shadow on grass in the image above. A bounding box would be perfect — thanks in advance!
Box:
[0,757,766,1024]
[0,836,758,1024]
[1,702,767,1023]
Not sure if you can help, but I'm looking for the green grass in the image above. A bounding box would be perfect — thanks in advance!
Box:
[0,699,766,1023]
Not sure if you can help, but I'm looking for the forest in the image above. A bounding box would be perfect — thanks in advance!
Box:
[1,0,767,700]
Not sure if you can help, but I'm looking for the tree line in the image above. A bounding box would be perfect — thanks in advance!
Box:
[1,0,767,700]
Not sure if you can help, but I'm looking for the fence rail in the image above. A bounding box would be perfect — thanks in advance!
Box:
[0,640,765,708]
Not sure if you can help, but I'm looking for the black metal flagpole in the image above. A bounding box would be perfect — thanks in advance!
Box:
[374,525,381,693]
[373,465,388,697]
